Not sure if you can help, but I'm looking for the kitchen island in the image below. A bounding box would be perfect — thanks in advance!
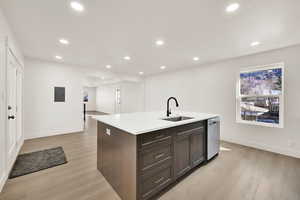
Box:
[93,111,220,200]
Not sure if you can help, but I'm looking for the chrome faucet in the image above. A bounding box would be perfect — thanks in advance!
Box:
[167,97,179,117]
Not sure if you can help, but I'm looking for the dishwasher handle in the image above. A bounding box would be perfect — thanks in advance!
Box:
[209,121,219,126]
[208,117,220,126]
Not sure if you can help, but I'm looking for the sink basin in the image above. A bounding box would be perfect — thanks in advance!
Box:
[162,116,194,122]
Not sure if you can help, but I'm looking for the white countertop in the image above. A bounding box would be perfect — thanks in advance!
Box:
[92,111,219,135]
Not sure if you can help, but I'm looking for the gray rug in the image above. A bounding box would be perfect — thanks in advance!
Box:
[9,147,67,179]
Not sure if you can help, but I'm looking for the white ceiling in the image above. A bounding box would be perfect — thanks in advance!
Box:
[1,0,300,77]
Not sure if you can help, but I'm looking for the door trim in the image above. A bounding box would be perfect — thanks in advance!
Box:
[0,37,24,192]
[6,47,24,172]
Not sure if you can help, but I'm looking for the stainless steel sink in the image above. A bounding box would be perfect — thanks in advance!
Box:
[162,116,194,122]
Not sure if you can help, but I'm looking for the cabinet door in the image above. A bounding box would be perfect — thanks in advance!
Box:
[190,128,205,167]
[174,132,191,178]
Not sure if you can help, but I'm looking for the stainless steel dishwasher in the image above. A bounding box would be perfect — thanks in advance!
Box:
[207,117,220,160]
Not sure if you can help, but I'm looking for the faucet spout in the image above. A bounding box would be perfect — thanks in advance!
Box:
[167,97,179,117]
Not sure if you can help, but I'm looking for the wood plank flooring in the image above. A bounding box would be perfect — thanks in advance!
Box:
[1,130,300,200]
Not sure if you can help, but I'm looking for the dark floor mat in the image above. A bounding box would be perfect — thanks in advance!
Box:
[9,147,67,178]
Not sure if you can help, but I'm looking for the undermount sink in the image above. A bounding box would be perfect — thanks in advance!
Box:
[162,116,194,122]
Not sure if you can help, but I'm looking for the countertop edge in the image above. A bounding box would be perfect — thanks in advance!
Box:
[92,112,220,135]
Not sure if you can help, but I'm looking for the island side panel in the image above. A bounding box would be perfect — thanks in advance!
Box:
[97,121,137,200]
[97,122,104,171]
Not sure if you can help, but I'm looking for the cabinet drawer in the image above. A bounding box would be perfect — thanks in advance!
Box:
[170,121,205,135]
[175,126,204,140]
[140,165,172,200]
[139,144,172,171]
[139,130,171,149]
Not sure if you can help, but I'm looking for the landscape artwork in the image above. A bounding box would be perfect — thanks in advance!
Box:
[240,68,282,96]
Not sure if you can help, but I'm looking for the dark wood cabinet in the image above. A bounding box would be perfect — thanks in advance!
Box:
[173,125,205,178]
[97,123,137,200]
[190,127,205,167]
[174,131,191,178]
[98,120,207,200]
[97,122,104,171]
[139,158,173,200]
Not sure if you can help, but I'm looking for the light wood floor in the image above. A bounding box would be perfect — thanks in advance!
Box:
[1,130,300,200]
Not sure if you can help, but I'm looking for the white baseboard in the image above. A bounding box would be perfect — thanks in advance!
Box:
[25,128,84,140]
[222,137,300,159]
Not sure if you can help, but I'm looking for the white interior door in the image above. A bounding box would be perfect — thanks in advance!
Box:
[6,51,18,169]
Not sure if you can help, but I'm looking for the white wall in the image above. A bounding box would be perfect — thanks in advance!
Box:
[96,84,118,114]
[24,58,84,139]
[96,81,145,114]
[120,82,145,113]
[83,87,96,111]
[0,8,24,192]
[145,45,300,158]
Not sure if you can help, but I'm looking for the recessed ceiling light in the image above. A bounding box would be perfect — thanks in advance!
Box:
[251,41,261,47]
[106,65,112,69]
[160,66,166,70]
[193,57,199,61]
[226,3,240,13]
[101,77,105,80]
[59,38,70,45]
[55,55,63,60]
[123,56,131,60]
[70,1,84,12]
[139,72,144,75]
[156,40,165,46]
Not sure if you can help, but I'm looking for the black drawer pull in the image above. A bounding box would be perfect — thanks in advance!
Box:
[154,177,165,184]
[155,153,165,159]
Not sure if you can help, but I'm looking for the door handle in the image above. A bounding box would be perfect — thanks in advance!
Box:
[8,105,12,110]
[209,121,217,125]
[8,115,15,120]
